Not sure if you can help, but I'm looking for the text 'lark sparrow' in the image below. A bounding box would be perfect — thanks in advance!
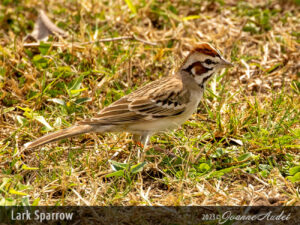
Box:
[24,43,233,150]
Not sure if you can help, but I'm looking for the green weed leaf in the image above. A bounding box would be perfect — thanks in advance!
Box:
[105,170,124,178]
[124,0,136,14]
[237,153,252,161]
[289,166,300,176]
[34,116,53,131]
[9,188,28,196]
[21,164,39,170]
[109,160,129,171]
[48,98,66,106]
[287,172,300,183]
[198,163,210,172]
[131,162,147,174]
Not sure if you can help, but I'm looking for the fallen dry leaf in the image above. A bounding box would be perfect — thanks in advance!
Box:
[24,10,68,42]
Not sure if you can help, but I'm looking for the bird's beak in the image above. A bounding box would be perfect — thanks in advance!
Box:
[220,58,234,68]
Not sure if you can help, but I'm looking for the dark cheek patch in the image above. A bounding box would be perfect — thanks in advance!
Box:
[184,62,210,76]
[193,65,209,76]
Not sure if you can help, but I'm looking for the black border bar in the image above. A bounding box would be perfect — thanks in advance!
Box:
[0,206,299,225]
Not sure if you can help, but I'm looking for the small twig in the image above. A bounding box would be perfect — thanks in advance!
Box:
[153,145,176,157]
[71,189,101,219]
[128,51,132,86]
[82,35,157,46]
[81,35,133,44]
[23,42,66,47]
[239,169,270,187]
[71,188,91,206]
[132,34,157,46]
[195,114,216,123]
[220,158,251,167]
[23,35,157,48]
[192,147,206,164]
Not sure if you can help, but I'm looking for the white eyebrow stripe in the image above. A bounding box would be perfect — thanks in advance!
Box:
[202,63,215,69]
[182,53,219,70]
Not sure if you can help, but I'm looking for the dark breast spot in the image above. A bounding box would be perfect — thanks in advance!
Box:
[202,75,211,83]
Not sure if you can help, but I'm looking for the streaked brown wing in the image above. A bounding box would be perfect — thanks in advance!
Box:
[78,76,190,125]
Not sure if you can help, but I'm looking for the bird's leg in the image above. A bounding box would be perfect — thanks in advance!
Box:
[139,133,149,162]
[140,134,149,149]
[132,133,150,161]
[132,134,142,159]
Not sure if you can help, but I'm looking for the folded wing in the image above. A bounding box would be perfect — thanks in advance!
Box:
[78,77,190,125]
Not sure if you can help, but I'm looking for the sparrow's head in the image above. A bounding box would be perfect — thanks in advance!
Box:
[180,43,233,87]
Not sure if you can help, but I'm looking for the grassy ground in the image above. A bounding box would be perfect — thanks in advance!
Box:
[0,0,299,206]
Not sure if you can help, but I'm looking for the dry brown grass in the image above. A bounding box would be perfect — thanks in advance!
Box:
[0,0,299,206]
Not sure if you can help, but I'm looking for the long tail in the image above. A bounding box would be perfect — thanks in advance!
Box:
[23,125,94,149]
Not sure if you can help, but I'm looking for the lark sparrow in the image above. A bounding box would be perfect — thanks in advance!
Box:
[24,43,233,149]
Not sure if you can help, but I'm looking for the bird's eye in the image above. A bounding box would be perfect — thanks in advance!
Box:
[204,59,213,65]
